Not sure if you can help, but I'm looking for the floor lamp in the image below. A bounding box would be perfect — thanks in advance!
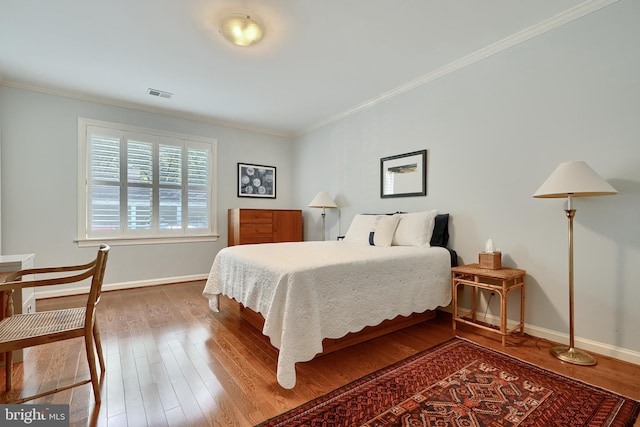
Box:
[308,191,337,241]
[533,161,617,365]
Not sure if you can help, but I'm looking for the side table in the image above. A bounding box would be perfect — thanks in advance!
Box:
[452,263,525,346]
[0,253,36,364]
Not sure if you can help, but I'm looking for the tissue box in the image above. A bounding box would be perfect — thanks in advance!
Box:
[479,252,502,269]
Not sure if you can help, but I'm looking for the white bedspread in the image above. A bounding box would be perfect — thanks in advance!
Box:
[202,241,451,389]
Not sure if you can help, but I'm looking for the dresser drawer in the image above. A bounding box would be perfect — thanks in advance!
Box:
[239,235,275,245]
[239,210,273,223]
[239,223,273,237]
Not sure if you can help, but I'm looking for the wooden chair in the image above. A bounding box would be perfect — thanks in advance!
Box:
[0,244,110,404]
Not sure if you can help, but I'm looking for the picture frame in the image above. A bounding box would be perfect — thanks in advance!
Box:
[237,163,276,198]
[380,150,427,198]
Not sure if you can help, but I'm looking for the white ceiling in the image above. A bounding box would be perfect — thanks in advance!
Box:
[1,0,599,136]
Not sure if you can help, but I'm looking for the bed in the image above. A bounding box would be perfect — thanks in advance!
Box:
[202,211,455,389]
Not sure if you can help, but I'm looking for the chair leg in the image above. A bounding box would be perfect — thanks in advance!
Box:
[84,334,101,404]
[5,351,12,390]
[93,323,106,374]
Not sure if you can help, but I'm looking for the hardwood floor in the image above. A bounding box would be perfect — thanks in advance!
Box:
[1,281,638,426]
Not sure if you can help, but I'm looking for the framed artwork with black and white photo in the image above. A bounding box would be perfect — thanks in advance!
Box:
[238,163,276,198]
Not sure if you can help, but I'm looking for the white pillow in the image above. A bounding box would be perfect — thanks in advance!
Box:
[368,215,401,247]
[344,214,400,247]
[392,209,438,247]
[344,214,376,244]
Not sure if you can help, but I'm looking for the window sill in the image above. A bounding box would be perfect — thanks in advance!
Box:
[75,235,219,247]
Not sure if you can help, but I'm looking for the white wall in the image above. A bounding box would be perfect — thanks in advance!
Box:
[0,123,2,254]
[0,85,295,288]
[294,1,640,359]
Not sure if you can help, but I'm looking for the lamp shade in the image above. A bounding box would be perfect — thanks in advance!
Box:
[308,191,337,208]
[533,161,617,198]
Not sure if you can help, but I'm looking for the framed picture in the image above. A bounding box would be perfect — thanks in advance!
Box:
[380,150,427,198]
[238,163,276,198]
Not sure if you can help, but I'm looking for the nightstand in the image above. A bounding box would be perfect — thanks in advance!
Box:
[452,263,525,346]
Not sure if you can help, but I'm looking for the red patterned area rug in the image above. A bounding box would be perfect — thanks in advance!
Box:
[257,337,640,427]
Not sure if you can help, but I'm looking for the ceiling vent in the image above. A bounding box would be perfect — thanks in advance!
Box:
[147,88,173,99]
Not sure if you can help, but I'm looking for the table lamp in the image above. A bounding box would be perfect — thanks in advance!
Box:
[308,192,337,241]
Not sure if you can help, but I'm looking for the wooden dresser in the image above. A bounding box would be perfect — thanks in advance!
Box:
[228,208,302,246]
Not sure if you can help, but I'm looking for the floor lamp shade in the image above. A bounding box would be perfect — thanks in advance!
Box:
[308,192,338,241]
[533,161,617,200]
[533,161,617,366]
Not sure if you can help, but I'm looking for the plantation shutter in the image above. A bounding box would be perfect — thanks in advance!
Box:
[159,141,182,230]
[127,135,154,231]
[83,123,214,240]
[89,128,121,233]
[187,145,210,230]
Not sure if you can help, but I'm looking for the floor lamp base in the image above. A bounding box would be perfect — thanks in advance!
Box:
[550,346,597,366]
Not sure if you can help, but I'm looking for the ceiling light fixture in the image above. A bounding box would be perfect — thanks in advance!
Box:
[220,13,264,47]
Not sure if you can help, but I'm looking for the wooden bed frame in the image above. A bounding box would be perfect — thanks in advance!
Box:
[239,303,436,356]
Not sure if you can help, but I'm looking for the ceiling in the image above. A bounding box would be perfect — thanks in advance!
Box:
[0,0,597,137]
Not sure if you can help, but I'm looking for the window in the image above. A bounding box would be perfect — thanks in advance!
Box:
[77,118,217,246]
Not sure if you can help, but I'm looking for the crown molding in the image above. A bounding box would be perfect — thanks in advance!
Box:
[0,79,294,139]
[297,0,619,136]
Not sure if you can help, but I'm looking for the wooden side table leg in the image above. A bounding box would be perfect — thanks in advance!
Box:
[471,283,477,323]
[520,278,526,335]
[452,278,458,331]
[501,281,508,346]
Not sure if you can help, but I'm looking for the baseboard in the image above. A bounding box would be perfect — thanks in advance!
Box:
[520,321,640,367]
[34,274,208,299]
[440,306,640,366]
